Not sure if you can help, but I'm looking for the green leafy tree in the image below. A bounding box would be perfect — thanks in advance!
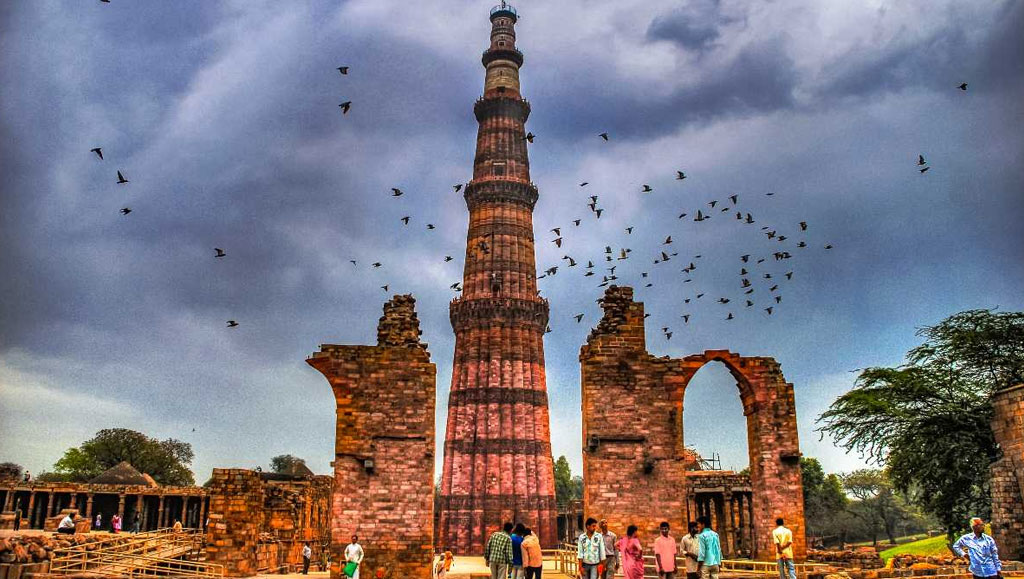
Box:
[270,454,307,474]
[52,428,195,486]
[0,462,24,480]
[801,458,847,543]
[554,456,582,507]
[818,308,1024,538]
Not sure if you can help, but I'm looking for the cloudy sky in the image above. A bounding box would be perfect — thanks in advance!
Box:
[1,0,1022,483]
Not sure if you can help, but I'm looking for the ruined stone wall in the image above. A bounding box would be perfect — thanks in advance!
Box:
[308,295,436,579]
[580,286,806,560]
[206,469,263,577]
[261,475,332,571]
[991,383,1024,561]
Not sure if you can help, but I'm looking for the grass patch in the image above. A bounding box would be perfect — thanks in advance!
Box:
[879,535,951,560]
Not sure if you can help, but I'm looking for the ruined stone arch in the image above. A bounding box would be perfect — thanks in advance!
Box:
[580,287,806,560]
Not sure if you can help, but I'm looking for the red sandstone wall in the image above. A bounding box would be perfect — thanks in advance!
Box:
[580,286,806,561]
[206,469,263,577]
[308,295,436,579]
[990,383,1024,560]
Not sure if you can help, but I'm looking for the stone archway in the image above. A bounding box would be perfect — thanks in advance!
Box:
[580,286,805,560]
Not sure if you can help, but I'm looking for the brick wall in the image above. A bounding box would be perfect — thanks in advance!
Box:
[308,295,436,579]
[206,469,263,577]
[990,383,1024,560]
[580,286,806,561]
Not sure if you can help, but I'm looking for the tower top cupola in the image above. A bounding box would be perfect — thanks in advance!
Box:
[490,2,518,23]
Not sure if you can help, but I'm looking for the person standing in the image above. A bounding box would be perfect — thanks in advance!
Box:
[696,517,722,579]
[599,520,619,579]
[345,535,364,579]
[132,512,141,534]
[953,517,1002,579]
[681,522,700,579]
[485,523,514,579]
[302,542,312,575]
[94,512,103,532]
[13,499,21,531]
[112,513,122,533]
[512,523,527,579]
[773,518,796,579]
[654,521,678,579]
[615,525,644,579]
[577,517,606,579]
[522,528,543,579]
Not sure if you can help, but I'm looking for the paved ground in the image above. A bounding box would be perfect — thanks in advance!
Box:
[249,558,566,579]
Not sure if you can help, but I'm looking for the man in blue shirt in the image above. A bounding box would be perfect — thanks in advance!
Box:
[953,517,1002,579]
[695,516,722,579]
[511,523,526,579]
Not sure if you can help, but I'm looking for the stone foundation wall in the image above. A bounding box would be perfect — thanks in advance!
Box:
[206,469,263,577]
[580,286,806,560]
[990,383,1024,560]
[308,295,436,579]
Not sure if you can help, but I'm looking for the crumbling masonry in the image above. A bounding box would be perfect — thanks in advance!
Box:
[990,383,1024,560]
[308,295,436,579]
[580,286,806,560]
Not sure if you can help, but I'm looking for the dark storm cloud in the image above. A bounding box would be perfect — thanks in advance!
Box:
[645,0,738,53]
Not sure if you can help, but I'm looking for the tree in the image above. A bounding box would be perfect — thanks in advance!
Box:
[801,458,847,543]
[0,462,24,480]
[270,454,307,474]
[818,308,1024,538]
[554,456,582,508]
[52,428,195,486]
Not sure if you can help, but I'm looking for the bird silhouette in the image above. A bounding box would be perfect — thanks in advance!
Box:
[573,219,581,226]
[920,166,930,174]
[116,170,129,184]
[523,132,535,143]
[119,207,131,215]
[337,66,349,75]
[824,244,833,250]
[392,188,404,197]
[663,236,672,244]
[799,221,807,231]
[726,313,734,320]
[641,184,652,193]
[682,314,690,323]
[676,171,687,180]
[580,182,589,187]
[214,248,226,258]
[90,147,103,160]
[785,271,793,280]
[553,237,563,248]
[599,132,609,141]
[590,195,599,204]
[729,194,738,204]
[551,227,561,236]
[450,282,462,290]
[958,82,968,91]
[372,262,382,268]
[227,320,239,328]
[427,224,435,230]
[574,313,584,323]
[400,216,410,225]
[918,154,927,166]
[709,200,718,208]
[453,184,463,192]
[595,208,603,218]
[625,227,634,234]
[694,210,706,222]
[339,101,352,114]
[765,307,773,315]
[381,285,389,292]
[444,256,453,262]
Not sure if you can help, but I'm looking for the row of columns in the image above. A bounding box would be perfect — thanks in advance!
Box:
[3,490,207,530]
[687,491,754,557]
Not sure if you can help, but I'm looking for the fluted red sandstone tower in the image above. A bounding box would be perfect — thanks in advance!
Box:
[438,2,558,554]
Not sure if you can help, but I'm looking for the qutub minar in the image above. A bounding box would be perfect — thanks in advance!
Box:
[437,2,559,553]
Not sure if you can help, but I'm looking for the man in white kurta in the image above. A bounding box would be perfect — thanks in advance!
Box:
[345,535,364,579]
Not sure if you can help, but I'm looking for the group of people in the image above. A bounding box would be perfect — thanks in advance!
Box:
[576,517,729,579]
[482,522,545,579]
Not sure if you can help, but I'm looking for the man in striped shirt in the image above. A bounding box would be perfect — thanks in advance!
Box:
[577,517,606,579]
[485,522,515,579]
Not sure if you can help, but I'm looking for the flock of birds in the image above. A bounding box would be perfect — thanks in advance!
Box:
[84,9,972,338]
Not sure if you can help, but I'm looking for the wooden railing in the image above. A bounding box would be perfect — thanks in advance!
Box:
[50,528,223,578]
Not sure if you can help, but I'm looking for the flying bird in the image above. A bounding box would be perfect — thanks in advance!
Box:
[729,194,738,204]
[337,66,349,75]
[551,227,561,235]
[339,101,352,114]
[799,221,807,231]
[392,188,404,196]
[426,224,435,230]
[599,132,609,141]
[580,182,589,187]
[553,237,563,248]
[682,314,690,324]
[765,307,774,315]
[641,184,652,193]
[119,207,131,215]
[918,154,927,166]
[444,256,453,262]
[90,147,103,160]
[920,166,930,174]
[116,170,129,184]
[226,320,239,328]
[590,195,599,203]
[595,208,603,218]
[625,227,634,234]
[381,285,389,292]
[676,171,687,180]
[663,236,672,244]
[372,262,382,268]
[400,216,410,224]
[214,248,226,258]
[453,184,463,192]
[573,219,581,226]
[726,313,734,320]
[523,132,535,143]
[709,200,718,208]
[958,82,968,91]
[574,313,584,323]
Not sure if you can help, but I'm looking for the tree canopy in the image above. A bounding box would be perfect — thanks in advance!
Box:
[270,454,308,474]
[52,428,195,486]
[554,455,583,508]
[818,309,1024,537]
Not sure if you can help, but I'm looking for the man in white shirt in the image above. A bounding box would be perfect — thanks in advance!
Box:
[302,542,312,575]
[772,518,795,579]
[345,535,364,579]
[680,522,700,579]
[57,513,76,535]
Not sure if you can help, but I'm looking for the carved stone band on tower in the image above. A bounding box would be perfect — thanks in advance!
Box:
[437,2,559,554]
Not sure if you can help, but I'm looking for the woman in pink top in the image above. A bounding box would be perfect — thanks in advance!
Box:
[616,525,644,579]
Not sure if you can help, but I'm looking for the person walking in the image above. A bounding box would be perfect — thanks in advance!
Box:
[512,523,527,579]
[344,535,364,579]
[773,518,796,579]
[577,517,606,579]
[302,542,312,575]
[485,523,514,579]
[599,520,619,579]
[522,528,543,579]
[953,517,1002,579]
[681,522,700,579]
[615,525,644,579]
[434,550,455,579]
[696,517,722,579]
[654,521,678,579]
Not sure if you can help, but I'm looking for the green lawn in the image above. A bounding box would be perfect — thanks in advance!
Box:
[878,535,952,560]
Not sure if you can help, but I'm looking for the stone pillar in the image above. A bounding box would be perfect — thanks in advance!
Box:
[308,295,436,579]
[157,496,165,528]
[44,493,53,518]
[199,497,207,531]
[86,494,94,519]
[135,496,143,527]
[723,492,734,556]
[26,493,36,528]
[180,497,188,527]
[206,469,263,577]
[118,494,126,520]
[990,383,1024,560]
[3,490,12,512]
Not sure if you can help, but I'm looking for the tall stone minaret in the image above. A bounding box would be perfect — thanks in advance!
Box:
[438,1,558,554]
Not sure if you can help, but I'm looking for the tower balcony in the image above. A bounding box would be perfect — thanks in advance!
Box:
[490,3,518,22]
[482,48,524,68]
[473,96,531,123]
